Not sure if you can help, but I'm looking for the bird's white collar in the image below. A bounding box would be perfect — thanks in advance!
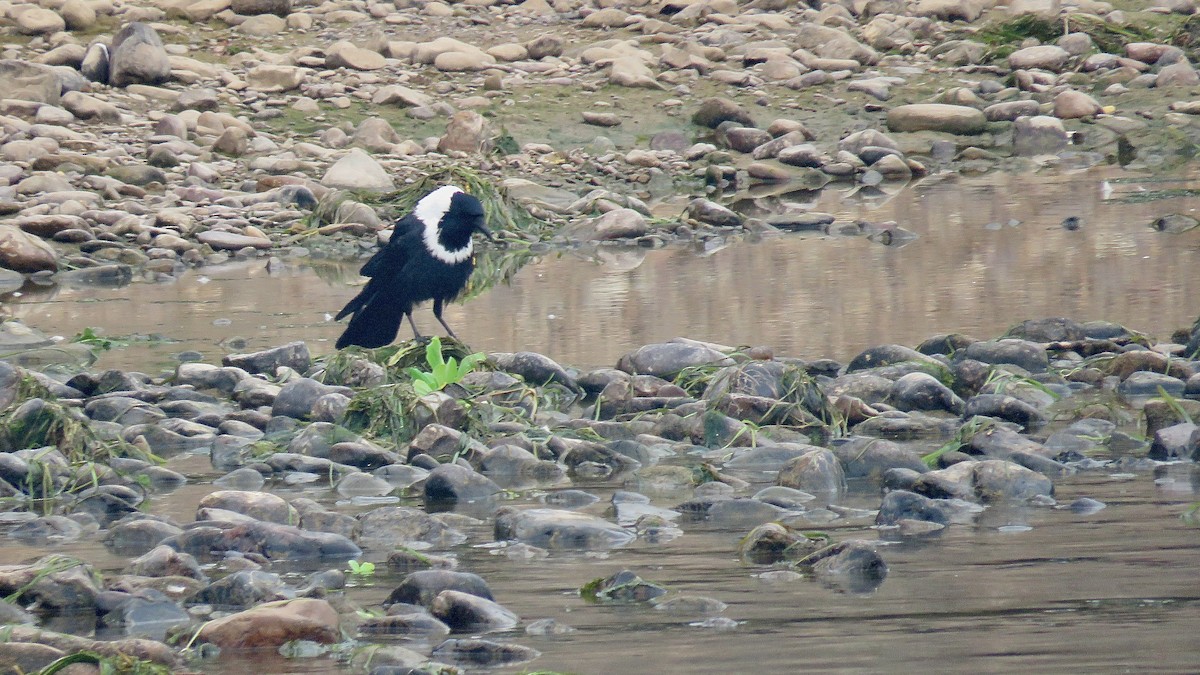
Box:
[415,185,472,264]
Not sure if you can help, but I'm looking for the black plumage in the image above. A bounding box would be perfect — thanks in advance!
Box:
[335,186,492,349]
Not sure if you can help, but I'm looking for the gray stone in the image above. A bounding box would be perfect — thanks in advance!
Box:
[321,148,394,191]
[0,60,63,104]
[1013,115,1068,155]
[887,104,987,134]
[109,23,171,88]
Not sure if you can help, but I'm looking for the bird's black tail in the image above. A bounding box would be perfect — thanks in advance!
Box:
[335,294,405,349]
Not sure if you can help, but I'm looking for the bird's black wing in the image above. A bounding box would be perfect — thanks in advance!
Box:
[334,221,424,349]
[333,214,420,322]
[361,213,421,278]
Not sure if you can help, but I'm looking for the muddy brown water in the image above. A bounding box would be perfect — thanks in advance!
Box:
[3,168,1200,673]
[7,169,1200,372]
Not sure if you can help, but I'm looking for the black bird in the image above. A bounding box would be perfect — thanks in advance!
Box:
[334,185,492,349]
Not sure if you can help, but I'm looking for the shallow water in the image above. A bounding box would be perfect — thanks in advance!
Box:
[3,168,1200,673]
[7,168,1200,372]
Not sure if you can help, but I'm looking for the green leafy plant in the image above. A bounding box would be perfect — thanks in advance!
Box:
[396,336,486,396]
[70,327,129,352]
[346,559,376,577]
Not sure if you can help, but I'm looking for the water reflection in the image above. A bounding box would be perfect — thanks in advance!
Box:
[5,168,1200,373]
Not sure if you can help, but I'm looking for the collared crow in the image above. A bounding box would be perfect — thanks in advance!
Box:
[334,185,493,349]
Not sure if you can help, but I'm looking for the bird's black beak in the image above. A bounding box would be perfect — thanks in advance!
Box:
[478,224,494,241]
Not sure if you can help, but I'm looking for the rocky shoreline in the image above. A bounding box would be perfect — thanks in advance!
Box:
[5,0,1200,282]
[0,315,1197,672]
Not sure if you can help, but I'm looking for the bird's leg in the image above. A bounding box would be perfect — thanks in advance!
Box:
[432,299,458,340]
[406,312,423,340]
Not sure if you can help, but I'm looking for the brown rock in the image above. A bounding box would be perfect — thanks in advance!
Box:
[1053,90,1102,119]
[0,224,58,273]
[197,598,340,649]
[887,103,987,134]
[437,111,488,154]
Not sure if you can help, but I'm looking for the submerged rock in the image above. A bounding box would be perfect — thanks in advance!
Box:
[495,507,635,549]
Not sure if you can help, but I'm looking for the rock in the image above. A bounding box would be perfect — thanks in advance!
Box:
[962,339,1048,372]
[916,0,984,20]
[358,506,466,549]
[984,100,1041,121]
[0,556,102,613]
[526,35,564,59]
[1054,90,1102,119]
[1120,370,1186,399]
[890,372,965,414]
[494,507,636,549]
[60,0,96,30]
[832,436,927,479]
[617,340,735,378]
[692,97,754,128]
[327,42,386,70]
[164,520,360,560]
[16,7,66,35]
[726,444,823,471]
[964,394,1047,429]
[196,598,340,649]
[223,341,310,374]
[887,104,987,134]
[434,51,496,72]
[799,540,888,593]
[724,127,773,153]
[1148,422,1200,460]
[582,111,621,127]
[322,148,394,191]
[431,638,540,667]
[876,489,954,526]
[386,570,493,608]
[238,14,285,35]
[487,352,579,393]
[971,459,1053,502]
[686,198,742,227]
[191,570,291,608]
[197,230,272,251]
[1012,115,1069,155]
[776,448,846,495]
[569,208,648,241]
[246,65,307,92]
[608,56,662,88]
[430,590,519,632]
[0,224,58,272]
[372,85,434,108]
[57,90,121,121]
[1008,45,1071,70]
[197,490,298,525]
[437,111,489,154]
[424,463,502,504]
[0,60,62,104]
[109,23,171,88]
[1157,61,1200,87]
[231,0,290,15]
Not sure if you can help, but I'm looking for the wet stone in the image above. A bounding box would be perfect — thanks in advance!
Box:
[196,598,340,650]
[831,436,927,479]
[776,448,846,496]
[431,638,541,667]
[875,489,954,526]
[799,540,888,594]
[430,589,520,632]
[494,507,636,549]
[964,394,1047,429]
[386,570,494,609]
[223,341,311,375]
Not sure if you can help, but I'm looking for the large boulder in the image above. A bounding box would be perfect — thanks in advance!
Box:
[109,23,171,87]
[0,60,62,104]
